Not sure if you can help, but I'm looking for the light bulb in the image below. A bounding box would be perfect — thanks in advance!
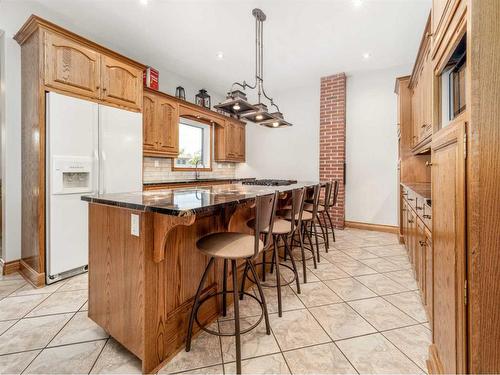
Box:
[272,122,279,127]
[255,114,264,121]
[233,103,241,111]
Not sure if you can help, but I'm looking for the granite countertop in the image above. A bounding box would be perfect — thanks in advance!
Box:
[401,182,431,201]
[143,178,256,186]
[82,181,319,216]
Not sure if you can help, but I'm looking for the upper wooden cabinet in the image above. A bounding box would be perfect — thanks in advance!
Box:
[100,55,142,111]
[143,90,179,158]
[44,32,100,99]
[17,16,146,112]
[214,120,246,162]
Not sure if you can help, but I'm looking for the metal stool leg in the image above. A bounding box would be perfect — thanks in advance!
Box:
[273,234,283,317]
[312,220,321,263]
[298,224,308,283]
[284,234,301,294]
[326,209,336,242]
[231,260,242,374]
[261,250,267,282]
[223,259,228,315]
[248,259,271,334]
[186,257,215,352]
[321,211,330,252]
[304,222,318,269]
[239,260,249,301]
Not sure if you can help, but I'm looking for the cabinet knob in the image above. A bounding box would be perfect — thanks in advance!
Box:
[407,198,415,201]
[423,214,432,219]
[419,240,426,247]
[408,219,414,223]
[416,206,423,210]
[421,124,426,128]
[426,161,433,167]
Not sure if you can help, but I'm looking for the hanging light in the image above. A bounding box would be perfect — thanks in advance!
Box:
[214,9,292,128]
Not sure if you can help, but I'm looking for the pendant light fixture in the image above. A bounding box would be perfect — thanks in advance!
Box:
[215,8,292,128]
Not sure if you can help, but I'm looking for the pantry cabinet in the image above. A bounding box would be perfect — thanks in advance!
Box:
[44,30,143,111]
[143,89,179,158]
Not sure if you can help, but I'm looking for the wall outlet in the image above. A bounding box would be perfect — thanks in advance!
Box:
[131,214,140,237]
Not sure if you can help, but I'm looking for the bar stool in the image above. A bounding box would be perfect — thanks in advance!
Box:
[322,180,339,242]
[304,181,333,252]
[281,184,320,282]
[241,187,306,317]
[185,192,278,375]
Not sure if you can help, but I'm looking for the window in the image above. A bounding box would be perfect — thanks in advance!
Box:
[173,118,212,170]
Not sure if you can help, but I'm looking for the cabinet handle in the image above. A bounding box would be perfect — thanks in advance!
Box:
[402,192,408,196]
[423,214,431,219]
[96,85,100,90]
[419,240,426,247]
[416,206,423,210]
[426,161,433,167]
[421,124,426,128]
[407,198,415,201]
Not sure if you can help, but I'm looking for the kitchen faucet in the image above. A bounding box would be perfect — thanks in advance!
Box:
[195,160,202,180]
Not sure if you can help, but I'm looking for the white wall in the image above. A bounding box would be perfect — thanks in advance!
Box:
[236,83,320,181]
[345,65,410,226]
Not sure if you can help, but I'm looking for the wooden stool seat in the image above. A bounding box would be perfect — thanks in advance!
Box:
[248,218,292,235]
[197,233,264,259]
[281,209,313,221]
[304,203,325,212]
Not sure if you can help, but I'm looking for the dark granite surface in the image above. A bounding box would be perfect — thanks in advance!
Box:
[82,181,320,216]
[143,177,255,186]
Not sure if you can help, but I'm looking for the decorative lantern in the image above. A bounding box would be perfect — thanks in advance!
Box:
[175,86,186,100]
[195,89,211,109]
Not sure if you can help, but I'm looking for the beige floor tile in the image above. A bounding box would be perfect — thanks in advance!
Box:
[0,294,49,321]
[258,285,305,314]
[58,273,88,292]
[348,297,417,331]
[0,279,27,298]
[26,289,87,317]
[356,274,409,295]
[309,303,376,340]
[384,270,419,290]
[220,317,279,362]
[218,289,263,322]
[308,262,350,281]
[179,364,224,374]
[49,311,109,347]
[361,245,406,258]
[334,260,378,277]
[340,247,379,260]
[80,301,89,311]
[269,309,330,351]
[336,333,423,374]
[160,330,222,373]
[0,273,24,282]
[384,255,412,267]
[321,251,355,264]
[324,277,376,301]
[384,291,428,323]
[0,349,40,374]
[0,319,17,335]
[295,281,342,307]
[224,353,290,374]
[283,342,357,374]
[383,324,432,371]
[10,281,65,297]
[91,338,142,374]
[360,257,406,273]
[25,340,105,374]
[0,313,72,355]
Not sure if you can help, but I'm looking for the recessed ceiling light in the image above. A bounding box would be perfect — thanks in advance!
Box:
[216,51,224,60]
[140,0,148,5]
[363,52,371,59]
[353,0,363,7]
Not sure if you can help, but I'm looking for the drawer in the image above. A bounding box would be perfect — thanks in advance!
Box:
[415,196,425,218]
[422,203,432,229]
[406,189,417,210]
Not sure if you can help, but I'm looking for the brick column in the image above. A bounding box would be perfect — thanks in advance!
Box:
[320,73,346,229]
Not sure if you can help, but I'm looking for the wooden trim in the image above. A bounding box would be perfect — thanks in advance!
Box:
[394,75,411,94]
[19,260,45,287]
[14,15,146,70]
[344,221,399,234]
[409,13,432,88]
[0,259,21,275]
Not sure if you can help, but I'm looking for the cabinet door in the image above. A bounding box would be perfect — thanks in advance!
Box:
[416,218,426,295]
[236,124,245,160]
[101,55,142,111]
[226,122,237,159]
[156,98,179,156]
[429,121,466,374]
[143,93,157,152]
[45,32,100,99]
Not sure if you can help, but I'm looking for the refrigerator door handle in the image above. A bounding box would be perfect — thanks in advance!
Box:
[100,151,106,194]
[93,149,100,194]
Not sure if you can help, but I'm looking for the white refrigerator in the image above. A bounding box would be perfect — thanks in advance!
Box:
[46,92,142,284]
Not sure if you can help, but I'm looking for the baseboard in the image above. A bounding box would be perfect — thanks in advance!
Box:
[0,258,21,275]
[19,260,45,287]
[344,220,399,234]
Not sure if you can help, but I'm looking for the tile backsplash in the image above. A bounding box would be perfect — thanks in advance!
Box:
[143,157,236,183]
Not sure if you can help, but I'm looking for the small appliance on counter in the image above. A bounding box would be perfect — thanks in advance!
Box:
[46,92,143,284]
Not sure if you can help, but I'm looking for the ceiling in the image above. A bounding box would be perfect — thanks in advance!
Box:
[31,0,431,95]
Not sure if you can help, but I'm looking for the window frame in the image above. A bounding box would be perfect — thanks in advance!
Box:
[171,117,213,172]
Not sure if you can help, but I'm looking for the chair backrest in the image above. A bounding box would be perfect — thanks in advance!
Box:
[289,187,306,234]
[253,191,278,257]
[329,180,339,208]
[322,181,333,208]
[310,184,321,217]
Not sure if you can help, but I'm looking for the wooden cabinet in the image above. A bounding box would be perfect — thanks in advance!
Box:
[214,120,246,162]
[100,55,142,111]
[428,121,466,374]
[44,30,143,111]
[45,32,100,99]
[143,90,179,158]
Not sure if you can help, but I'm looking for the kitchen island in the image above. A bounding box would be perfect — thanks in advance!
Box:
[82,182,317,373]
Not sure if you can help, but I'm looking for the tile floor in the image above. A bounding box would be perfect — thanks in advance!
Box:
[0,228,431,374]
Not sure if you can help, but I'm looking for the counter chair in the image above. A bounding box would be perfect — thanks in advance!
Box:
[241,187,306,317]
[185,191,279,375]
[323,180,339,242]
[304,181,333,252]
